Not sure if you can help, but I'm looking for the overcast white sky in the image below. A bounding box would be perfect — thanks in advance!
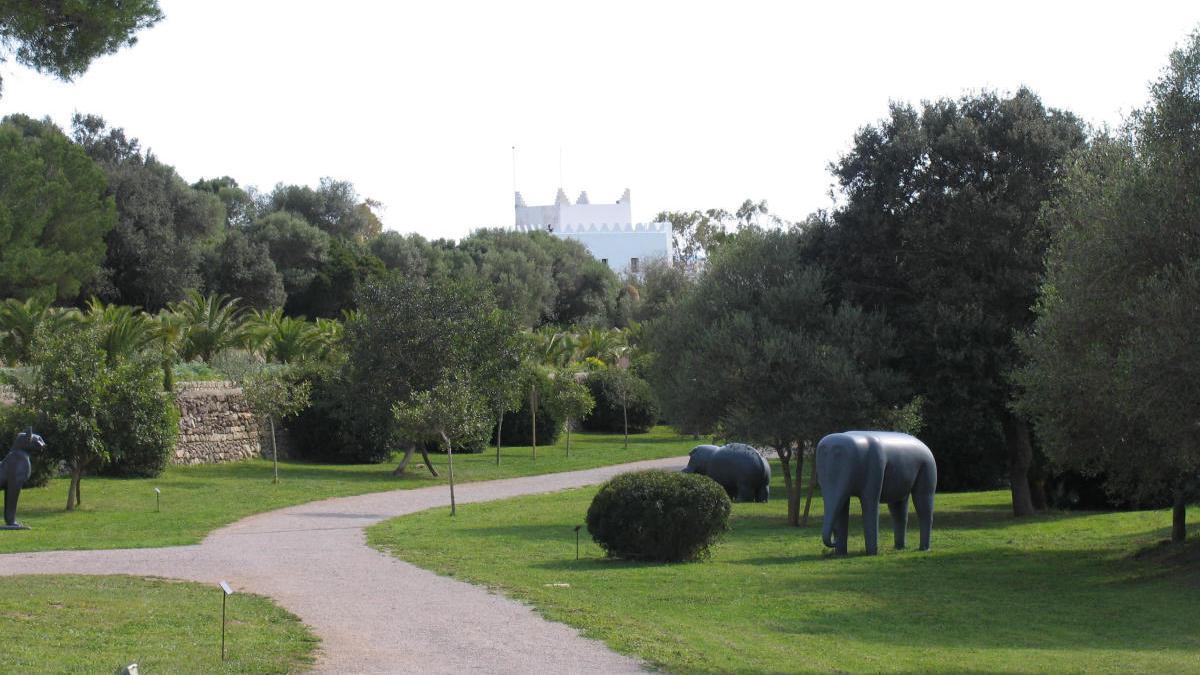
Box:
[2,1,1198,239]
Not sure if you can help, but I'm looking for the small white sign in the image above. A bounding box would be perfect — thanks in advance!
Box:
[219,581,233,595]
[153,488,160,494]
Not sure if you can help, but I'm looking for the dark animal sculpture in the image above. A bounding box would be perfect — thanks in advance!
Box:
[682,443,771,502]
[816,431,936,555]
[1,427,41,530]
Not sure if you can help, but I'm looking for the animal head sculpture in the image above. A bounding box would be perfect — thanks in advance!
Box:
[10,427,45,454]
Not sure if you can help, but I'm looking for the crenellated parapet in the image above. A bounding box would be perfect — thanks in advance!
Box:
[513,187,673,273]
[514,221,670,234]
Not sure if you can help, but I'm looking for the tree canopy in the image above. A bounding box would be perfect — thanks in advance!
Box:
[812,88,1086,513]
[647,227,910,525]
[1017,31,1200,541]
[0,0,162,95]
[0,114,114,301]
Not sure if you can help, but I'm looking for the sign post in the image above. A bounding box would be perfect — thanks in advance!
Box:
[219,581,234,661]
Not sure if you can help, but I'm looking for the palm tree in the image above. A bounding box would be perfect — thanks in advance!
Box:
[170,292,246,364]
[150,310,186,391]
[251,311,319,364]
[83,299,156,364]
[578,327,628,367]
[0,297,77,365]
[312,317,344,362]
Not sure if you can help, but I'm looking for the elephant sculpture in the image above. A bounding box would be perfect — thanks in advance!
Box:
[1,427,41,530]
[816,431,936,555]
[682,443,770,502]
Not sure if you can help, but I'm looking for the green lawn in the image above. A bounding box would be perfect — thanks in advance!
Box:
[0,427,693,554]
[0,575,316,673]
[368,462,1200,673]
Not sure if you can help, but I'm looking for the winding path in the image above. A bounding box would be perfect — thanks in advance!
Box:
[0,455,688,673]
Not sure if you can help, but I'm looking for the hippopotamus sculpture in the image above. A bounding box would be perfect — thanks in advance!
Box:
[682,443,770,502]
[816,431,936,555]
[1,427,41,530]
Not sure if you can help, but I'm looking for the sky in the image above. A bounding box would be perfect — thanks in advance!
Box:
[3,1,1199,240]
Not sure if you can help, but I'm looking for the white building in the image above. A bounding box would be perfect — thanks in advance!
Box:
[514,189,672,275]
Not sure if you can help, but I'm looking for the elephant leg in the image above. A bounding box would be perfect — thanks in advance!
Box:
[756,484,769,503]
[861,496,881,555]
[889,496,910,550]
[914,490,935,551]
[736,481,758,502]
[834,501,850,555]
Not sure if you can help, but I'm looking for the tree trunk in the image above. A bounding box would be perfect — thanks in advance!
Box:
[1172,488,1187,543]
[776,447,798,526]
[565,420,571,457]
[419,444,440,477]
[392,445,416,476]
[66,464,83,511]
[442,431,457,517]
[801,448,819,527]
[1030,478,1048,511]
[495,412,503,466]
[270,416,279,484]
[531,385,538,460]
[622,389,629,450]
[1003,414,1036,517]
[790,448,804,527]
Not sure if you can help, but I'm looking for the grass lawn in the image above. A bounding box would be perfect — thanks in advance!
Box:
[368,461,1200,673]
[0,427,693,554]
[0,575,316,673]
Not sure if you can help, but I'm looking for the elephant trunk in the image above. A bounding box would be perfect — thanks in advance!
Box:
[822,500,837,548]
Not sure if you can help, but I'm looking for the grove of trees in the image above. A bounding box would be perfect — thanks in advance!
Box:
[2,0,1198,542]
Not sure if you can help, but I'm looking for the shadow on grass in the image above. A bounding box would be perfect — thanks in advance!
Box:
[786,546,1199,651]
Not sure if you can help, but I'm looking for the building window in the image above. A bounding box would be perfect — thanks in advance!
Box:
[630,257,639,273]
[601,258,608,266]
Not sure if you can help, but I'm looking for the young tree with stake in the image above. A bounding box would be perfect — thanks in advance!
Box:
[393,376,491,516]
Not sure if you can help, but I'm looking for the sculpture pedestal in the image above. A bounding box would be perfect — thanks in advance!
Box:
[0,524,30,531]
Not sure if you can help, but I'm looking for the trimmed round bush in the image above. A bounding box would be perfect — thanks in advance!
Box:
[581,369,658,434]
[586,470,730,562]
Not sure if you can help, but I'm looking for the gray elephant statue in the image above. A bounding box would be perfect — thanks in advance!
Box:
[816,431,936,555]
[1,427,41,530]
[682,443,770,502]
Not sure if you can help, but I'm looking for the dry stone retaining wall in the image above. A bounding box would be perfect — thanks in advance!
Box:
[174,381,269,464]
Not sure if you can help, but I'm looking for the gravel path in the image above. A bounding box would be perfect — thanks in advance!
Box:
[0,455,687,673]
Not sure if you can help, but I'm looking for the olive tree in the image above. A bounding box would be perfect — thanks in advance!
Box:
[342,275,521,476]
[647,227,911,526]
[1017,31,1200,542]
[544,370,595,457]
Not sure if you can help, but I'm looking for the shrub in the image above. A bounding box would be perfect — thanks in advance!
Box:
[581,369,658,434]
[98,358,180,478]
[586,470,730,562]
[286,365,390,464]
[490,396,563,447]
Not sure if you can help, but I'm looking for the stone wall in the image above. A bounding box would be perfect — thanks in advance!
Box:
[175,381,297,465]
[0,380,292,465]
[174,381,266,464]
